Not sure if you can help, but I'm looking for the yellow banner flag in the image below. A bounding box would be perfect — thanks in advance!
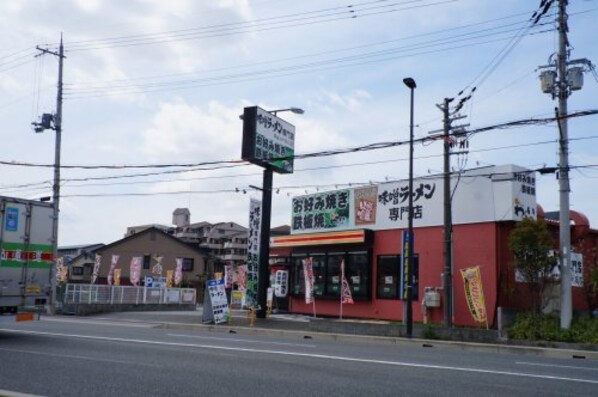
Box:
[460,266,487,324]
[166,270,174,288]
[114,269,121,286]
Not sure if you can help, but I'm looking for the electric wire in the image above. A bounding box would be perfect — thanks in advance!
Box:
[59,0,456,52]
[64,22,555,98]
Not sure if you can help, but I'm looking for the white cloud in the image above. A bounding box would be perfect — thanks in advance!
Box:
[324,89,372,112]
[72,0,102,13]
[141,99,241,160]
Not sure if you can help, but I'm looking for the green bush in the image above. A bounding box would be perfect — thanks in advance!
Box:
[508,313,598,344]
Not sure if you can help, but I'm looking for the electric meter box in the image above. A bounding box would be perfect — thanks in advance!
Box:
[424,289,440,307]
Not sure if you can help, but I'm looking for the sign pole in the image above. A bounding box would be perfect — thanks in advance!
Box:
[256,167,273,318]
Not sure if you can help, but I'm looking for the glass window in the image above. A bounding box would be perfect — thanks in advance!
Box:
[346,251,369,300]
[376,255,400,299]
[326,253,345,297]
[71,267,84,276]
[182,258,194,272]
[290,250,371,301]
[311,254,326,297]
[291,254,306,296]
[143,255,151,270]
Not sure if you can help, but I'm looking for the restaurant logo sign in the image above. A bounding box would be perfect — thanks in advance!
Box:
[292,190,350,232]
[241,106,296,174]
[291,165,537,234]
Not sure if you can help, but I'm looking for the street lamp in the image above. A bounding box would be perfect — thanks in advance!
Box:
[403,77,416,338]
[255,106,304,319]
[239,107,304,120]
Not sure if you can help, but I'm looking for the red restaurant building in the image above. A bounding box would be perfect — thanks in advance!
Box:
[269,165,597,327]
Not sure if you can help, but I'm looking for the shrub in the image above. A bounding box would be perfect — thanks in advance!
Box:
[508,312,598,344]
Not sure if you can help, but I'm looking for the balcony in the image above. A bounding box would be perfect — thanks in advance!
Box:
[223,242,246,249]
[222,254,246,261]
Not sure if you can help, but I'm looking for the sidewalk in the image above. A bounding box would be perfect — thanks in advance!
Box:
[97,308,598,360]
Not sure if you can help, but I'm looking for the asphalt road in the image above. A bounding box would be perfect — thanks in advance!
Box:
[0,315,597,397]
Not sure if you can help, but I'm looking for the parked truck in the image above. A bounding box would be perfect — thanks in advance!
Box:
[0,196,54,324]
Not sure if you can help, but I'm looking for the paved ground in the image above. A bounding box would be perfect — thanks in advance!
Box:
[58,308,598,360]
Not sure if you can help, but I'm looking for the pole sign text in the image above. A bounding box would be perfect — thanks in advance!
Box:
[241,106,296,174]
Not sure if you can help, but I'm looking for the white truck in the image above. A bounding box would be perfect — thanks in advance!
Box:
[0,196,54,324]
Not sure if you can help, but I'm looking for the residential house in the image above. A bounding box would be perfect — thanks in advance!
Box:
[95,227,210,288]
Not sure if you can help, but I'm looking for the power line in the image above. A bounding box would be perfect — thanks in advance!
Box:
[1,108,596,172]
[60,0,455,52]
[65,22,555,98]
[56,163,598,199]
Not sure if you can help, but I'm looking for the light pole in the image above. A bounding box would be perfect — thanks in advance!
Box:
[403,77,416,338]
[256,106,304,319]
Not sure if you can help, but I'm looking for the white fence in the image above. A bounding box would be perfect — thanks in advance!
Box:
[63,284,197,305]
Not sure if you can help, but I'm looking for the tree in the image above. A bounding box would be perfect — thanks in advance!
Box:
[574,240,598,318]
[508,218,556,312]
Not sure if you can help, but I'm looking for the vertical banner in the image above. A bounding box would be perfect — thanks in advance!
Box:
[460,266,488,325]
[302,257,314,304]
[129,256,142,286]
[339,259,353,319]
[91,254,101,285]
[166,270,174,288]
[341,260,354,305]
[107,254,119,285]
[237,265,246,291]
[245,198,262,308]
[114,269,121,286]
[152,255,164,275]
[400,230,410,300]
[224,263,234,289]
[55,257,66,283]
[174,258,183,286]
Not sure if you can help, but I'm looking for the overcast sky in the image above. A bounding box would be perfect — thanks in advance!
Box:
[1,0,596,246]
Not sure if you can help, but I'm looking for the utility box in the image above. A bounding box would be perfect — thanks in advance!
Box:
[539,70,556,94]
[423,289,440,307]
[567,67,584,91]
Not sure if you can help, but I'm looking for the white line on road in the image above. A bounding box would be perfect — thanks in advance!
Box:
[41,317,156,328]
[2,328,597,385]
[0,347,161,367]
[516,361,598,371]
[167,333,316,348]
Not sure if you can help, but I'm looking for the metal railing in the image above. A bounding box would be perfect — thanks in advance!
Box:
[63,283,197,305]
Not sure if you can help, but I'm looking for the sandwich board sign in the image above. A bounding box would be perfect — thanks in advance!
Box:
[202,278,230,324]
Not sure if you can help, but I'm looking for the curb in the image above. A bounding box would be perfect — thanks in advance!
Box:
[156,321,598,360]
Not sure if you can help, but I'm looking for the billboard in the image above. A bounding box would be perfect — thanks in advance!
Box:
[291,165,537,234]
[241,106,296,174]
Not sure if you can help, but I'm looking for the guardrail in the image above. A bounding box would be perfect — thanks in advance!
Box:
[63,284,197,305]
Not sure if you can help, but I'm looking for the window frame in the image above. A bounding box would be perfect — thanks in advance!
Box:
[289,249,371,301]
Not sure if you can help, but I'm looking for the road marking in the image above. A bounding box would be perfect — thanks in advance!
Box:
[167,333,316,348]
[0,389,42,397]
[0,347,161,367]
[516,361,598,371]
[2,328,597,385]
[41,317,156,328]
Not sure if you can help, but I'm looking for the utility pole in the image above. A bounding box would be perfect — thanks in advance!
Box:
[34,35,65,315]
[556,0,572,330]
[430,99,468,328]
[441,98,453,328]
[537,0,593,329]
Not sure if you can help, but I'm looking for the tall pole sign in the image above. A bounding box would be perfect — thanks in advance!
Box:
[241,106,298,318]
